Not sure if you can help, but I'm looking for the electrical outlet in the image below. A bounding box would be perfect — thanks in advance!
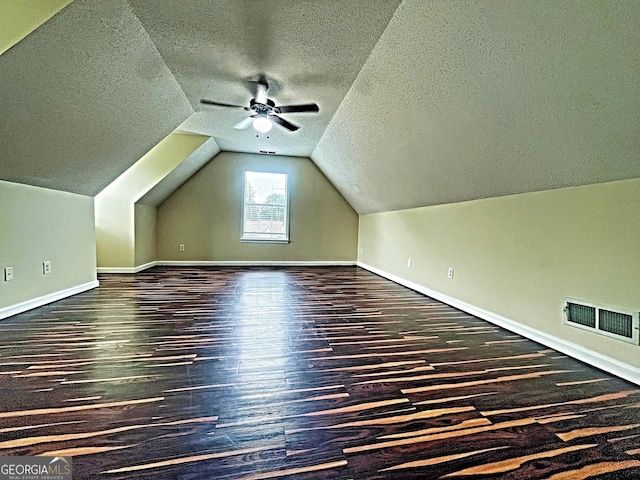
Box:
[448,267,454,279]
[4,267,14,281]
[407,258,413,268]
[179,244,185,252]
[43,261,52,275]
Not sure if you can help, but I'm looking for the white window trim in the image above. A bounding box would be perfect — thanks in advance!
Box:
[241,167,290,243]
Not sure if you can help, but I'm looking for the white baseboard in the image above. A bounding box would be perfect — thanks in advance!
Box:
[158,260,356,267]
[97,261,157,274]
[98,261,356,272]
[357,262,640,386]
[0,280,100,321]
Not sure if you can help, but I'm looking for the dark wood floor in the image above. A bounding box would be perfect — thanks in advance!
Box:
[1,266,639,479]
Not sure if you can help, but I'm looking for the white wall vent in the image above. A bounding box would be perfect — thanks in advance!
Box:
[564,298,639,345]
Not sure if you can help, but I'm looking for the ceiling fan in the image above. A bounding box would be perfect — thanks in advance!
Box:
[200,81,319,133]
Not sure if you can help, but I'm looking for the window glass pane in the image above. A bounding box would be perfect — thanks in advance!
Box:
[243,171,288,241]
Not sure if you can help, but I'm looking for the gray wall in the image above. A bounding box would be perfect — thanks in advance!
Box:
[359,178,640,370]
[134,203,157,267]
[157,152,358,262]
[0,180,97,313]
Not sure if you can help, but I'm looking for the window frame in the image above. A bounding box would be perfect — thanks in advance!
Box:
[241,167,290,244]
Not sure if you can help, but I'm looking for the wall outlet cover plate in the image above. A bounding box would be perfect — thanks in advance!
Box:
[4,267,14,281]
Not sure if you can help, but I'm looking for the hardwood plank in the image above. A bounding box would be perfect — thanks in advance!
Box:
[0,266,638,479]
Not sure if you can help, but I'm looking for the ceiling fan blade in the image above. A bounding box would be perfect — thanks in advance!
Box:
[271,114,299,132]
[275,103,319,114]
[200,99,245,108]
[233,116,256,130]
[255,82,268,104]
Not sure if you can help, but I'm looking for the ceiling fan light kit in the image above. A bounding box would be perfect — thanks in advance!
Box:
[200,80,319,133]
[252,116,273,133]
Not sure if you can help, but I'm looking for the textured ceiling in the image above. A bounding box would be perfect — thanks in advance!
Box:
[127,0,403,158]
[1,0,639,214]
[0,0,193,196]
[313,0,640,214]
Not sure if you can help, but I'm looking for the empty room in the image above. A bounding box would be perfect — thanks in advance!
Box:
[1,1,639,479]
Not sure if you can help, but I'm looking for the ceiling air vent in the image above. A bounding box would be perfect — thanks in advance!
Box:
[564,298,639,345]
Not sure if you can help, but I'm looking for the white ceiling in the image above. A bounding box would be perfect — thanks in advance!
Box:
[313,1,640,213]
[0,0,193,196]
[127,0,403,158]
[1,0,639,212]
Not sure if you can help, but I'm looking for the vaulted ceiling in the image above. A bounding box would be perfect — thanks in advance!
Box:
[1,0,639,214]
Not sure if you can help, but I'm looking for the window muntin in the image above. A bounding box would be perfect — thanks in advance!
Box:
[242,170,289,242]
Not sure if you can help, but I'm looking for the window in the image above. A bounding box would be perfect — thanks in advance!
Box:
[242,170,289,242]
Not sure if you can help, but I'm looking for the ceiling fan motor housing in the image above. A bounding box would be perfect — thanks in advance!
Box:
[250,98,276,116]
[200,84,318,131]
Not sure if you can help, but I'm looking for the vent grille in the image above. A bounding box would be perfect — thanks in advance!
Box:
[564,299,638,344]
[599,309,633,338]
[566,302,596,328]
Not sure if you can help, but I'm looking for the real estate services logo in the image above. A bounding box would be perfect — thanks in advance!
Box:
[0,456,72,480]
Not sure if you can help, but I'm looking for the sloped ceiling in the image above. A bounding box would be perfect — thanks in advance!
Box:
[0,0,193,196]
[127,0,403,158]
[1,0,639,213]
[313,0,640,214]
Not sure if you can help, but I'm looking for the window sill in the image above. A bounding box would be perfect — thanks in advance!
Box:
[241,238,290,244]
